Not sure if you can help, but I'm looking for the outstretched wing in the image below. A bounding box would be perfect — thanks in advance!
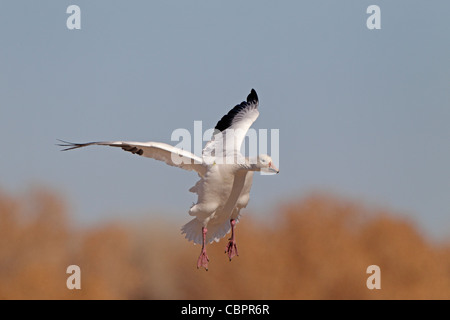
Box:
[58,140,206,176]
[203,89,259,161]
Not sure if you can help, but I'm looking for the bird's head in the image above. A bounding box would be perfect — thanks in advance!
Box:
[257,154,279,174]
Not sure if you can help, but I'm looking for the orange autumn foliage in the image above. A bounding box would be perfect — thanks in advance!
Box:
[0,189,449,299]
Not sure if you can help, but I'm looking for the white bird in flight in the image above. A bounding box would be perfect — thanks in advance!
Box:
[59,89,279,270]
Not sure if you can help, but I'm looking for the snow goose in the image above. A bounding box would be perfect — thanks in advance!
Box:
[59,89,279,270]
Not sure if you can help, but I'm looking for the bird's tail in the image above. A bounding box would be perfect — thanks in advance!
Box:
[181,217,233,245]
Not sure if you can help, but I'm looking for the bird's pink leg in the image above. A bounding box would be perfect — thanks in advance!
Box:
[225,219,239,261]
[197,227,209,270]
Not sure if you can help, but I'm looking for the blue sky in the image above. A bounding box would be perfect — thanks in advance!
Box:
[1,1,449,239]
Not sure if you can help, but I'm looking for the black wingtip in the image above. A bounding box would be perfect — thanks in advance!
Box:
[213,89,259,132]
[56,139,83,151]
[247,89,258,103]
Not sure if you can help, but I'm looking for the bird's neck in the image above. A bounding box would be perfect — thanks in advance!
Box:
[238,162,259,172]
